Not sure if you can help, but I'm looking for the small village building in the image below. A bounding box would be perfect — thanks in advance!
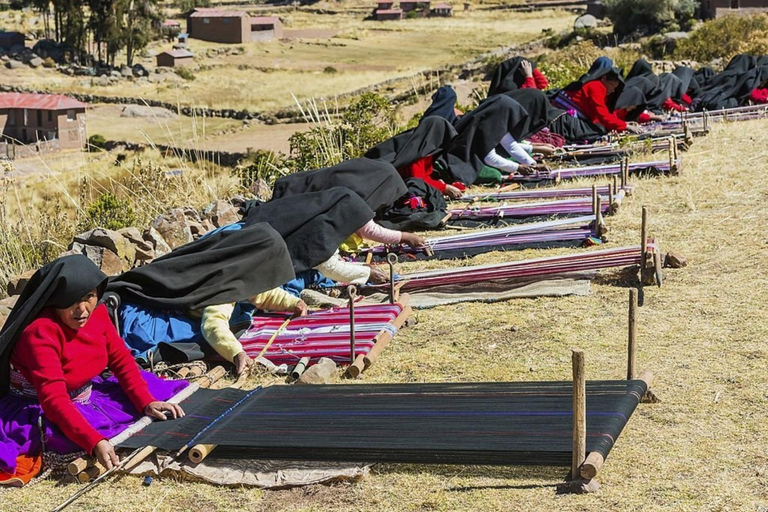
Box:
[0,93,87,158]
[377,0,395,9]
[249,17,284,41]
[400,0,430,12]
[156,49,195,68]
[0,32,25,51]
[431,2,453,16]
[178,32,189,43]
[702,0,768,17]
[375,8,404,20]
[187,8,283,43]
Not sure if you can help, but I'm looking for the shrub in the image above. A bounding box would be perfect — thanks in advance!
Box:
[88,134,107,152]
[604,0,699,38]
[174,66,196,81]
[77,192,136,232]
[674,14,768,63]
[232,150,287,193]
[288,92,398,171]
[536,41,603,90]
[324,66,338,74]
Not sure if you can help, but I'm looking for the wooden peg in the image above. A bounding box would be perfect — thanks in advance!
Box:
[348,285,357,364]
[387,253,397,304]
[628,289,638,381]
[571,349,586,480]
[640,206,648,271]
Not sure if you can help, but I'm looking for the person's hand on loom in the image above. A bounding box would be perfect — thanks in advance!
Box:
[92,439,119,470]
[443,184,463,200]
[401,232,425,248]
[292,300,308,318]
[233,352,253,376]
[144,401,185,421]
[367,265,389,284]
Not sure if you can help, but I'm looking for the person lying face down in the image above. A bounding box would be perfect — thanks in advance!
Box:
[553,60,644,135]
[614,86,664,124]
[487,57,549,97]
[0,255,187,484]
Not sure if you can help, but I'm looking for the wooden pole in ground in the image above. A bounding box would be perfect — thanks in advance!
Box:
[571,349,586,480]
[640,206,648,271]
[348,285,357,364]
[591,185,598,219]
[628,288,638,381]
[388,253,397,304]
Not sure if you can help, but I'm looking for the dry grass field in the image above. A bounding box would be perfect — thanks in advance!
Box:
[1,117,767,511]
[0,9,574,111]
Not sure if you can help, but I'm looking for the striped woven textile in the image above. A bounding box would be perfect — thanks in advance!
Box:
[358,216,600,258]
[376,243,656,292]
[505,159,677,184]
[238,304,404,365]
[462,185,634,202]
[119,379,648,467]
[449,198,610,221]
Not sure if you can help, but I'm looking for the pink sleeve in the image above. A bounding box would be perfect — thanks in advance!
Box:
[355,220,402,245]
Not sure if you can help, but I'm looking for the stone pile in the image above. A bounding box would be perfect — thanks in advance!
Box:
[2,200,242,308]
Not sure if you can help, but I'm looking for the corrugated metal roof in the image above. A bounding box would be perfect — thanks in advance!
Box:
[0,93,86,110]
[163,20,181,26]
[434,2,452,8]
[376,9,403,13]
[250,16,281,24]
[189,8,249,18]
[159,49,194,58]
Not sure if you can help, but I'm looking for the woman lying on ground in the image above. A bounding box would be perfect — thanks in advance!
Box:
[0,255,187,485]
[552,62,644,135]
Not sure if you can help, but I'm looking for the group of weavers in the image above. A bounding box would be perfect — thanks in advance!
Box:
[0,52,766,487]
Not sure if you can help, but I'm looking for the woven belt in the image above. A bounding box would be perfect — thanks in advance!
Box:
[9,367,93,404]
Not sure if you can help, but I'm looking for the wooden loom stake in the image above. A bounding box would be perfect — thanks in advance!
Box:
[591,185,598,219]
[571,349,586,480]
[640,206,648,276]
[628,288,638,381]
[348,285,357,364]
[388,252,398,304]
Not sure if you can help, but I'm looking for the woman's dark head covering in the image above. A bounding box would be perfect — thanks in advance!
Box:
[0,255,107,395]
[441,95,529,185]
[108,223,294,312]
[564,65,625,110]
[365,116,458,170]
[724,54,756,74]
[614,86,647,121]
[271,158,406,214]
[660,72,685,102]
[241,188,374,272]
[422,86,458,124]
[497,88,552,139]
[588,56,614,75]
[487,57,537,96]
[626,59,655,81]
[672,67,695,95]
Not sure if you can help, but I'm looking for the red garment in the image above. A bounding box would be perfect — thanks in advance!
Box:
[750,88,768,104]
[533,69,548,90]
[662,98,685,112]
[398,155,447,192]
[681,93,692,106]
[615,110,652,124]
[568,80,627,132]
[521,76,537,89]
[11,304,155,454]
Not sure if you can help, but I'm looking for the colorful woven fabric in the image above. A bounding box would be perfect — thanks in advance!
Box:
[238,304,405,365]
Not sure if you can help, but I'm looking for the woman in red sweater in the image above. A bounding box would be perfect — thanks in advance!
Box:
[0,255,186,485]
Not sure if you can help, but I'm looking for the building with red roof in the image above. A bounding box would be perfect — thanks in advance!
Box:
[0,93,87,157]
[187,8,283,43]
[431,2,453,16]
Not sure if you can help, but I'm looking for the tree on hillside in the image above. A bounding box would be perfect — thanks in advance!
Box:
[115,0,161,67]
[174,0,210,14]
[604,0,699,38]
